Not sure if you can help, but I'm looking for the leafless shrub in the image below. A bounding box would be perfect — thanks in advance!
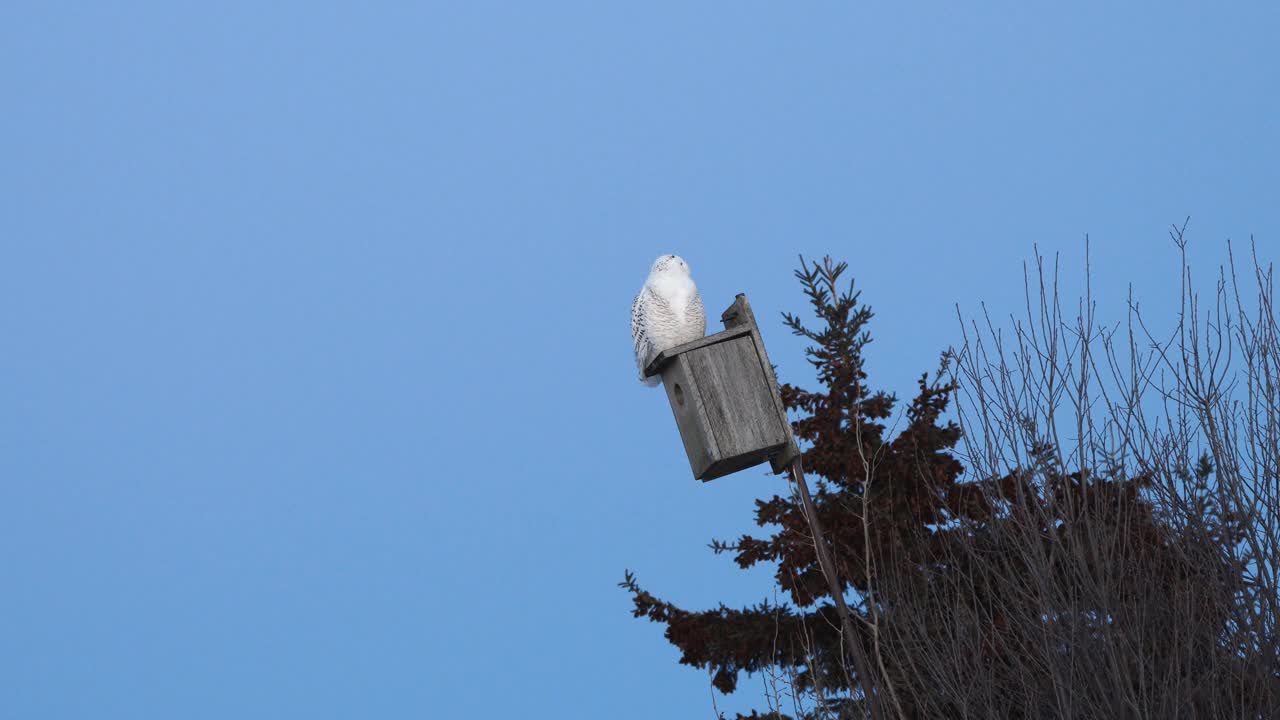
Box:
[873,225,1280,718]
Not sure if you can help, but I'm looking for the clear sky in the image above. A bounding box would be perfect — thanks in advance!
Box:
[2,2,1277,718]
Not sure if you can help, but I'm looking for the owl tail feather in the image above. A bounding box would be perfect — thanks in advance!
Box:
[640,373,662,388]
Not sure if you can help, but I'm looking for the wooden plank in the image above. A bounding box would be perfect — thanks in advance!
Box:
[750,329,801,473]
[686,337,789,462]
[661,355,719,479]
[726,294,801,473]
[701,445,781,480]
[644,326,752,379]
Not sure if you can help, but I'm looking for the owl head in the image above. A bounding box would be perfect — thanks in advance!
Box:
[651,254,691,275]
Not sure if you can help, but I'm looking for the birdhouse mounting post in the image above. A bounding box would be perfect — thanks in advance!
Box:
[789,456,881,716]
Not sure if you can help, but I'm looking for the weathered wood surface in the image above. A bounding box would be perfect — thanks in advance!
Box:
[721,294,801,472]
[644,326,751,379]
[660,354,719,479]
[686,336,788,477]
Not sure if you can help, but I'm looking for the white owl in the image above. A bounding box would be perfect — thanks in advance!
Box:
[631,254,707,386]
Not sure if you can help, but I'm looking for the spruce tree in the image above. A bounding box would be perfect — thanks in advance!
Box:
[621,256,964,718]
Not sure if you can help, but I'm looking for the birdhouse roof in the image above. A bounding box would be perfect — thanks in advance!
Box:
[642,325,753,380]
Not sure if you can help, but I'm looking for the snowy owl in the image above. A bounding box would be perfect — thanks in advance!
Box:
[631,254,707,386]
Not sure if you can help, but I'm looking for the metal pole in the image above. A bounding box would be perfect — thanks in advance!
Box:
[788,457,881,719]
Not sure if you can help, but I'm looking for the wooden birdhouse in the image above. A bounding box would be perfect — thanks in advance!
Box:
[644,294,800,481]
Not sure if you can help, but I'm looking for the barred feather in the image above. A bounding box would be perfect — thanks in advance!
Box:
[630,255,707,386]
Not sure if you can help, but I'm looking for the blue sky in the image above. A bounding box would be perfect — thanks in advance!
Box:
[2,2,1277,718]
